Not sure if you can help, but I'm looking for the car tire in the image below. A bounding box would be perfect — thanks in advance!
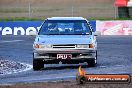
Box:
[87,59,96,67]
[33,59,44,71]
[87,51,97,67]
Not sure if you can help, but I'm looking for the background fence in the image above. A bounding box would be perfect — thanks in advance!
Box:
[0,0,117,19]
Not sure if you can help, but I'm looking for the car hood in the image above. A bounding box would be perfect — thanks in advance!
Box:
[35,35,93,44]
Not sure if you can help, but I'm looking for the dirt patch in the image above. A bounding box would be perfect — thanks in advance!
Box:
[0,79,132,88]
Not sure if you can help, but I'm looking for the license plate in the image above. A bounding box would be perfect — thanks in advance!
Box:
[57,54,72,59]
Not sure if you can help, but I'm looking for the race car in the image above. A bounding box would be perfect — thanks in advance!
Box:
[31,17,98,70]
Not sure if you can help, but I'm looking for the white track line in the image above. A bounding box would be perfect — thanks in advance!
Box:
[99,66,107,68]
[1,40,24,43]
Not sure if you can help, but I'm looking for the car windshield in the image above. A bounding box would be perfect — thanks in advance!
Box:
[38,20,92,35]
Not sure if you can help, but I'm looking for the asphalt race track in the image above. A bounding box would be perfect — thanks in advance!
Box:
[0,35,132,84]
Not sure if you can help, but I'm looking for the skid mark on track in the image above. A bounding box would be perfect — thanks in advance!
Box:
[98,64,130,68]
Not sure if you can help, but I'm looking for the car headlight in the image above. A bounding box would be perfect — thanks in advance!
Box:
[40,44,52,48]
[34,44,52,48]
[76,45,89,48]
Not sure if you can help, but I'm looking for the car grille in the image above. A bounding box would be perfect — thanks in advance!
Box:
[52,44,76,48]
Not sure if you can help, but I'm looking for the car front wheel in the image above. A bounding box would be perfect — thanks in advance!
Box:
[87,59,96,67]
[33,59,44,71]
[87,51,97,67]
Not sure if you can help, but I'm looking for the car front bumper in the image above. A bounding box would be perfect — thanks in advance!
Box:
[34,48,96,54]
[33,48,96,63]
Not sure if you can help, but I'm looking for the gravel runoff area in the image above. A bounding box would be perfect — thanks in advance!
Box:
[0,80,132,88]
[0,59,32,75]
[0,58,131,88]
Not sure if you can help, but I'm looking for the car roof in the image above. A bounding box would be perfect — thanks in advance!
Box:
[47,17,86,20]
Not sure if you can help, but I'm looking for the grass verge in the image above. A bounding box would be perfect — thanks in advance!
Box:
[0,17,132,21]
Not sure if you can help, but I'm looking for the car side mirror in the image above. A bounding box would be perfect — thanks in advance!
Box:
[29,31,37,36]
[94,31,101,36]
